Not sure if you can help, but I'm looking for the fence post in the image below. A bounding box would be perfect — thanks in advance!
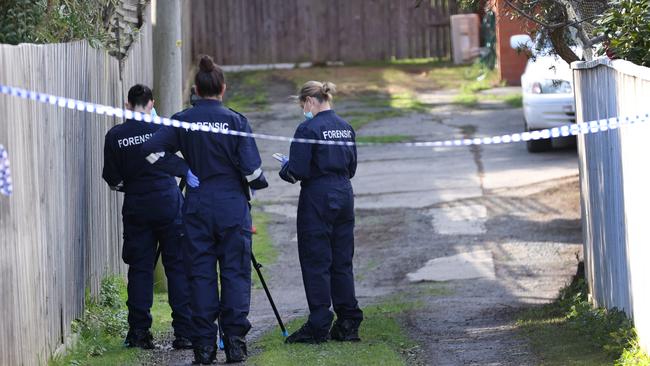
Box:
[573,57,650,352]
[152,0,183,291]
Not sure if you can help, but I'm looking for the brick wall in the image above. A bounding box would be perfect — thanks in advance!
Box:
[492,0,530,86]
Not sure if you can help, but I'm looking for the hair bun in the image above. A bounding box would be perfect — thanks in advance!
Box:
[322,81,336,95]
[199,55,215,72]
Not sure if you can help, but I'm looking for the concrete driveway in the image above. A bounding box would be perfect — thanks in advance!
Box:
[150,86,582,365]
[248,87,581,365]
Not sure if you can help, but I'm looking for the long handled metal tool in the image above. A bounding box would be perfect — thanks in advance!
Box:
[252,253,289,337]
[217,253,288,350]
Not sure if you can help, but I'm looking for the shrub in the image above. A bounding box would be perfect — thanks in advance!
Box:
[0,0,117,46]
[71,276,129,352]
[599,0,650,67]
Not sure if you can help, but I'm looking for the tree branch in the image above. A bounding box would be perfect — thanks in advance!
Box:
[503,0,606,63]
[587,34,607,46]
[504,0,569,29]
[549,27,580,64]
[555,0,594,60]
[566,14,599,29]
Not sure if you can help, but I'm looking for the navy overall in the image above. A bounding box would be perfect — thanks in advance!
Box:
[102,118,192,338]
[142,99,268,347]
[280,110,364,336]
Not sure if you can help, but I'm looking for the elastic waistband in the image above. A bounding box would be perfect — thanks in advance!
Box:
[185,178,247,199]
[301,175,351,188]
[199,174,244,187]
[124,178,177,194]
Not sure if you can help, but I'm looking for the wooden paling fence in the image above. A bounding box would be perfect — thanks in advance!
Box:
[0,9,153,366]
[191,0,459,65]
[574,58,650,352]
[182,0,196,93]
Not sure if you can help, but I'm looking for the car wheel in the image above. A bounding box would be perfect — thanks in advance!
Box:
[524,120,552,153]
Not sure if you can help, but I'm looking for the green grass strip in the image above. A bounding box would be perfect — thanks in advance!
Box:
[224,71,269,113]
[249,296,423,366]
[452,93,479,107]
[356,135,411,144]
[252,211,277,267]
[252,210,278,289]
[49,277,140,366]
[453,63,523,108]
[340,110,406,130]
[50,211,280,365]
[517,266,650,366]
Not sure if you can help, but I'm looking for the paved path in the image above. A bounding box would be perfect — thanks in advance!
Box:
[148,87,582,365]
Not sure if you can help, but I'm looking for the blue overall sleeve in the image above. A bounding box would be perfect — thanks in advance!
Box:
[280,124,314,184]
[151,152,190,178]
[235,116,268,190]
[102,132,124,191]
[141,125,189,176]
[349,140,357,179]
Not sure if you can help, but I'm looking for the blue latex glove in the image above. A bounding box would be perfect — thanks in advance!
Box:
[279,161,297,184]
[186,169,200,188]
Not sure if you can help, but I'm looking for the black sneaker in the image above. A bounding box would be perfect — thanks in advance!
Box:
[192,344,216,365]
[285,323,328,344]
[124,329,155,349]
[172,336,193,350]
[223,335,248,363]
[330,319,361,342]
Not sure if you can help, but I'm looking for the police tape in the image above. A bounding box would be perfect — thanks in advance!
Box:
[0,144,12,196]
[2,83,650,148]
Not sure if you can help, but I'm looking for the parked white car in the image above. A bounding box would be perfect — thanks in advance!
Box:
[510,35,576,152]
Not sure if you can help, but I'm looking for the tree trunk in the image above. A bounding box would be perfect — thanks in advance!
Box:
[549,27,579,64]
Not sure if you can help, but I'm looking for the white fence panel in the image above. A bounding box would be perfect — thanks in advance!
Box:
[574,57,650,351]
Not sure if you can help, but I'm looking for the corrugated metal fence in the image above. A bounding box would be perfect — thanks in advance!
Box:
[574,58,650,351]
[0,9,152,366]
[191,0,459,65]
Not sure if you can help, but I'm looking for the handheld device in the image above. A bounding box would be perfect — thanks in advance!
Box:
[272,153,288,163]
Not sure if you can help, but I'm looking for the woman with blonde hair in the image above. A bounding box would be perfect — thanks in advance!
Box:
[280,81,363,344]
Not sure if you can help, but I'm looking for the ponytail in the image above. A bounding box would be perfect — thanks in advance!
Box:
[298,81,337,104]
[194,55,225,97]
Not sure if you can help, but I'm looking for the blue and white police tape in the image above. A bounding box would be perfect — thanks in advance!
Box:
[0,144,13,197]
[1,83,649,148]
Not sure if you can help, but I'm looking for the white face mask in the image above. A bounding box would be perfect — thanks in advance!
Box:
[303,98,314,120]
[150,107,157,119]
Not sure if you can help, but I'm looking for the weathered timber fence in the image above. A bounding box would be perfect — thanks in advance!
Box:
[0,8,153,366]
[191,0,459,65]
[182,0,196,95]
[573,57,650,351]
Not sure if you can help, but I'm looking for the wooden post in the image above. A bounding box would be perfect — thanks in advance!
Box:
[152,0,183,291]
